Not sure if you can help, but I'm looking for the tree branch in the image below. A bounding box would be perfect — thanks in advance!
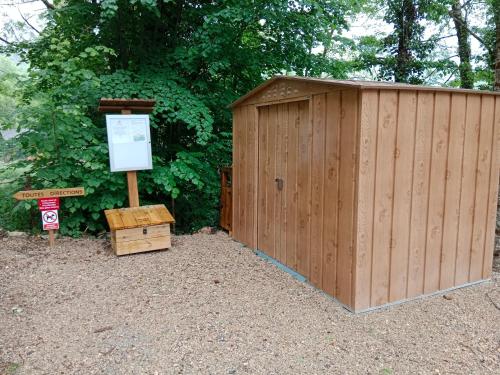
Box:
[426,34,456,43]
[443,68,459,84]
[0,36,14,45]
[18,8,40,34]
[448,10,494,55]
[0,1,39,5]
[40,0,54,10]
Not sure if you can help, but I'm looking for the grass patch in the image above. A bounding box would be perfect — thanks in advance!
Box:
[0,361,21,375]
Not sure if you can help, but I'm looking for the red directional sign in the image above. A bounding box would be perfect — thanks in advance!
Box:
[38,197,60,211]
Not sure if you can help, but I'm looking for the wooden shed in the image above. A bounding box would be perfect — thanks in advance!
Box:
[230,76,500,312]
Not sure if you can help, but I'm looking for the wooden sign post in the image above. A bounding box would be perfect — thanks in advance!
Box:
[120,108,140,207]
[13,187,85,246]
[98,98,156,207]
[99,98,175,257]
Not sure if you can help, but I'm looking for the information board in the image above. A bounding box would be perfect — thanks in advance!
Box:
[106,115,153,172]
[38,197,60,211]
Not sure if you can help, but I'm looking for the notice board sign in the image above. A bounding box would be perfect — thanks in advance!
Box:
[106,115,152,172]
[38,197,60,211]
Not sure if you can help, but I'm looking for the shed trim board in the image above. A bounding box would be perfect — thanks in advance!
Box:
[229,75,500,108]
[231,76,499,312]
[334,278,490,314]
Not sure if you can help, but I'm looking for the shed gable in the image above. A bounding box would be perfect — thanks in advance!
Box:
[233,77,352,107]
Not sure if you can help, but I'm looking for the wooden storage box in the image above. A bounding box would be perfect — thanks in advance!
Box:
[104,204,175,256]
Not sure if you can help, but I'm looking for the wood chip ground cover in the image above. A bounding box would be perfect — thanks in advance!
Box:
[0,233,499,374]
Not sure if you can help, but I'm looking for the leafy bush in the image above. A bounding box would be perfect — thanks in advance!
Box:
[0,162,33,232]
[1,0,352,235]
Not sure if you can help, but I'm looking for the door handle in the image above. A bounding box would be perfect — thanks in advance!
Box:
[275,178,284,191]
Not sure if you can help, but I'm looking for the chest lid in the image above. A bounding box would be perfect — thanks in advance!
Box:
[105,204,175,230]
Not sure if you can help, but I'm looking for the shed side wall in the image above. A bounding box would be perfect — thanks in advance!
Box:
[354,90,499,311]
[232,104,258,248]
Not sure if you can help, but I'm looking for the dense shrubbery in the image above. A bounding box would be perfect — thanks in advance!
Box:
[0,0,353,234]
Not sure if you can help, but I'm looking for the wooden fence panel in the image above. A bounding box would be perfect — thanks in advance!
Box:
[353,90,378,311]
[310,94,327,287]
[440,94,467,290]
[424,93,451,295]
[407,92,434,298]
[470,96,496,281]
[455,95,481,285]
[389,91,417,303]
[322,91,342,297]
[371,90,398,307]
[336,90,358,307]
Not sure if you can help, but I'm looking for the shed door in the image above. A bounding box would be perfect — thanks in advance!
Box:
[257,100,310,274]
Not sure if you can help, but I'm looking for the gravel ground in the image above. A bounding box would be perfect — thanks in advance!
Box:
[1,232,499,375]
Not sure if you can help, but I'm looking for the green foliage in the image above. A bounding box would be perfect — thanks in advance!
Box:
[1,0,353,234]
[382,0,453,83]
[4,0,492,236]
[0,162,32,232]
[354,0,456,84]
[0,56,25,132]
[472,0,499,90]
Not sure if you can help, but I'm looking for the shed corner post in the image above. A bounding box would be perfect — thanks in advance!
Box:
[350,88,364,312]
[231,106,238,241]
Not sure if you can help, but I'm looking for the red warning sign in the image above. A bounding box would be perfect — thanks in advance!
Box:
[38,197,60,211]
[41,210,59,230]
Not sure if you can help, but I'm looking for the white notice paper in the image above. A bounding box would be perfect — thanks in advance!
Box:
[106,115,153,172]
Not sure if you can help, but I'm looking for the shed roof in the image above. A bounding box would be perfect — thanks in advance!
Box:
[230,75,500,108]
[98,98,156,113]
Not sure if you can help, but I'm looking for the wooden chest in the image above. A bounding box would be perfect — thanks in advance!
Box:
[104,204,175,256]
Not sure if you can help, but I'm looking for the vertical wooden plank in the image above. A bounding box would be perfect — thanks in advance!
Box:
[279,103,287,263]
[267,104,278,259]
[286,102,300,271]
[351,91,362,308]
[353,90,378,311]
[407,92,434,298]
[483,97,500,278]
[389,91,417,303]
[424,93,451,294]
[370,90,398,307]
[440,94,466,290]
[252,106,259,248]
[322,92,341,297]
[239,106,247,245]
[310,94,326,288]
[246,105,256,248]
[275,103,285,263]
[123,107,139,208]
[296,100,312,277]
[455,95,481,285]
[232,107,241,241]
[336,90,358,306]
[257,106,269,253]
[470,96,495,281]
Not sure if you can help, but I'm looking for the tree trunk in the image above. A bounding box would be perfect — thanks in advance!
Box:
[494,0,500,91]
[451,0,474,89]
[493,0,500,258]
[394,0,417,82]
